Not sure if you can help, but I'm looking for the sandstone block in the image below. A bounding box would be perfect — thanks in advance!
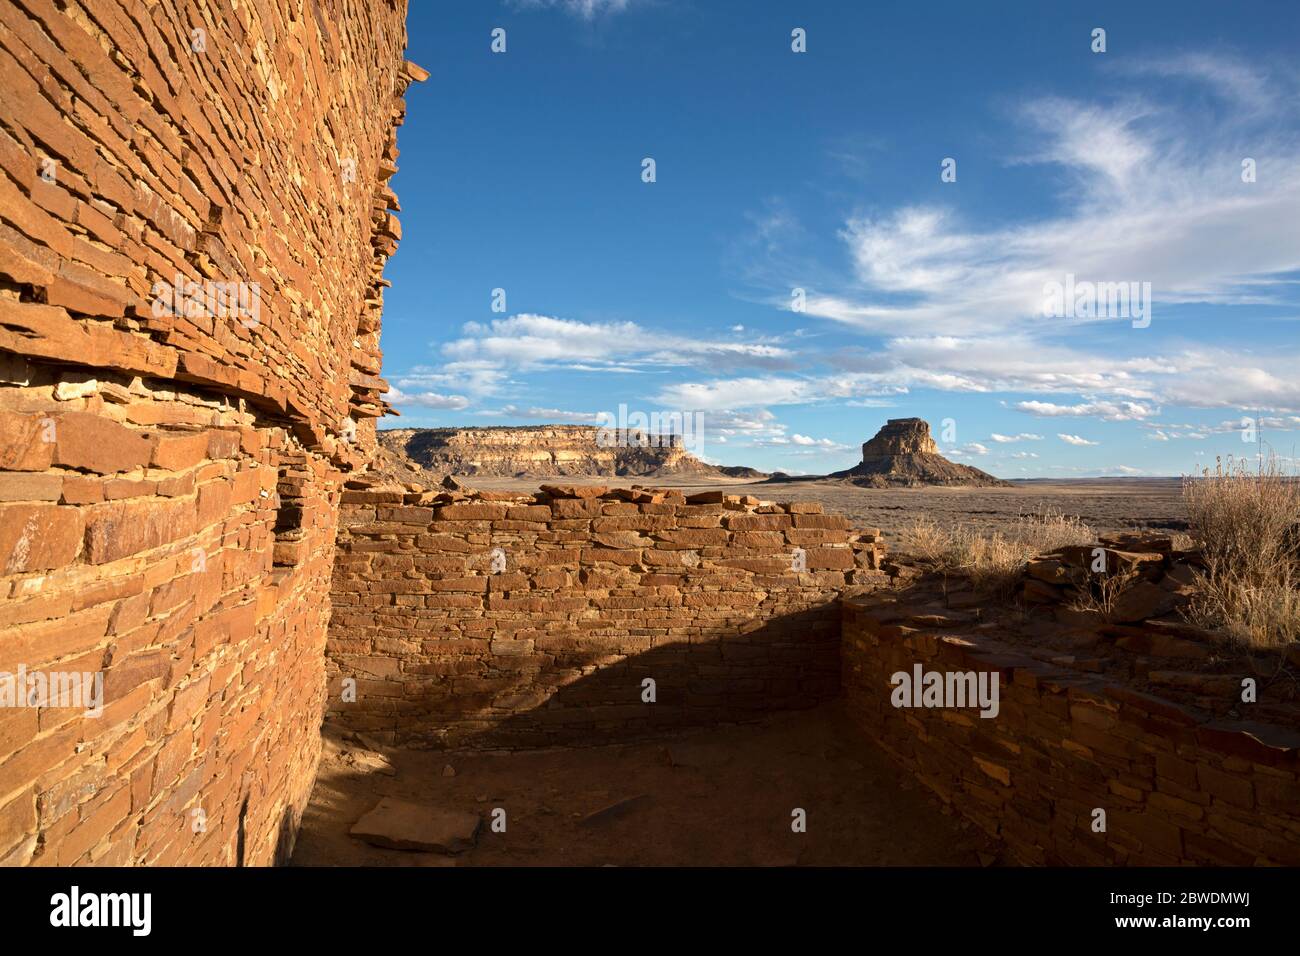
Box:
[52,411,155,474]
[350,798,480,853]
[0,502,83,572]
[83,496,196,563]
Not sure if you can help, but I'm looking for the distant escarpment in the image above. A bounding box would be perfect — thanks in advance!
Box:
[377,426,765,478]
[767,418,1008,487]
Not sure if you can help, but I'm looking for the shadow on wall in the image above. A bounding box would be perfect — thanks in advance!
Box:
[330,604,843,750]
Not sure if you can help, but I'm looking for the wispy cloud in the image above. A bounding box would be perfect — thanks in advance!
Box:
[1016,400,1158,421]
[739,53,1300,423]
[510,0,634,19]
[444,314,797,377]
[385,386,469,410]
[474,405,603,422]
[805,66,1300,339]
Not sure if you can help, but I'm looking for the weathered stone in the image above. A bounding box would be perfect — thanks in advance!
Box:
[1110,581,1179,623]
[51,411,156,474]
[842,584,1300,867]
[0,502,83,572]
[350,798,480,853]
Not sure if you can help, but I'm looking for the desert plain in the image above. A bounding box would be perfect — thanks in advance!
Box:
[461,475,1188,550]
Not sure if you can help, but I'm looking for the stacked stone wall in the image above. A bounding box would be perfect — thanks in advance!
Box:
[328,483,888,748]
[842,596,1300,865]
[0,0,417,865]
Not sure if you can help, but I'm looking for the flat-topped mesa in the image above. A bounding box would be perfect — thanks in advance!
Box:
[861,417,939,459]
[832,417,1009,487]
[376,425,765,478]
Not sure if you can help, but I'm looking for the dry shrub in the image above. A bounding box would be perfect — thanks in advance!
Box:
[1066,566,1138,619]
[904,510,1094,600]
[1181,455,1300,647]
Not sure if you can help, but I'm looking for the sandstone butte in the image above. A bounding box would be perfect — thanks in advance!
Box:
[1,1,1297,871]
[766,417,1008,487]
[829,417,1007,486]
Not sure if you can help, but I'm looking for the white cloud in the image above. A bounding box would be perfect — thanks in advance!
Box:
[475,405,602,422]
[445,315,641,366]
[790,434,848,449]
[1017,400,1158,421]
[767,61,1300,418]
[990,432,1044,443]
[708,409,781,434]
[396,362,507,399]
[654,377,821,411]
[807,86,1300,340]
[385,387,469,410]
[1120,52,1277,115]
[443,314,797,378]
[1058,433,1100,446]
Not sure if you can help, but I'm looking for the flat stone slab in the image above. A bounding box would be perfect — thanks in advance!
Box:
[350,798,481,853]
[345,748,396,776]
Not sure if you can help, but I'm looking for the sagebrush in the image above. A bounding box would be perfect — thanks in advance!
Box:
[1181,456,1300,647]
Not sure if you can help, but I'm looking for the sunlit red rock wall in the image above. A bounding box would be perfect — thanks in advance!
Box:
[0,0,415,865]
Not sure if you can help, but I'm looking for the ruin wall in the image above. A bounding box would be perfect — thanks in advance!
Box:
[842,597,1300,865]
[327,483,888,748]
[0,0,416,865]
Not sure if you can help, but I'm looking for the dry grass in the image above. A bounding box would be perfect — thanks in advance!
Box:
[905,509,1094,600]
[1065,568,1136,619]
[1181,456,1300,648]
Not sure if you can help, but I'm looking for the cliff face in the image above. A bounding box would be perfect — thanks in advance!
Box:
[834,418,1007,487]
[378,426,761,478]
[861,418,940,458]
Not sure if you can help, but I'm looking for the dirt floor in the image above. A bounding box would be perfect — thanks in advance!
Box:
[291,704,1001,867]
[460,476,1188,550]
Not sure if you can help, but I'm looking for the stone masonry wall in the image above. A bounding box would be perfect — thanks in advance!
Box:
[842,597,1300,865]
[327,482,888,748]
[0,0,416,865]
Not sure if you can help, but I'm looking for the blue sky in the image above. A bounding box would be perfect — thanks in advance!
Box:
[381,0,1300,478]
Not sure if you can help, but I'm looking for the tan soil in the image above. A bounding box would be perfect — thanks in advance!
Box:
[291,704,1000,867]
